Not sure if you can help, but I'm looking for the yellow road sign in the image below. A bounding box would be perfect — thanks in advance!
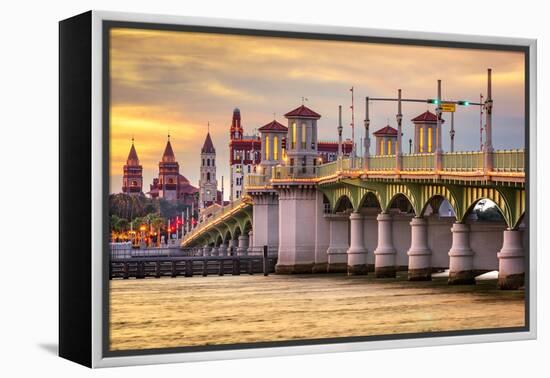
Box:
[441,103,456,112]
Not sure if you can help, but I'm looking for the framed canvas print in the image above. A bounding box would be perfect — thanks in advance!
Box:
[59,10,537,368]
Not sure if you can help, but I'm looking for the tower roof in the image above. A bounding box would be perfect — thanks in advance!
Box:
[126,142,140,165]
[201,132,216,153]
[373,125,398,137]
[161,138,176,162]
[258,120,288,133]
[284,105,321,119]
[411,110,443,123]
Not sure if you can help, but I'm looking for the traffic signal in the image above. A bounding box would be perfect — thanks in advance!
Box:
[457,100,470,106]
[427,99,440,105]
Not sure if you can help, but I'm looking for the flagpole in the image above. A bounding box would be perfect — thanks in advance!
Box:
[350,87,356,165]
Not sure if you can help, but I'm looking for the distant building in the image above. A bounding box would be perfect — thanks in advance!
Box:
[229,108,261,200]
[148,135,199,207]
[318,140,353,163]
[122,139,143,195]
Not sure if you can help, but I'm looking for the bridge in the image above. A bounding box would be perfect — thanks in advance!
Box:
[182,72,527,290]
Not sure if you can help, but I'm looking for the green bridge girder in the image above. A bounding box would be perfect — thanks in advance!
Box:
[184,204,253,247]
[318,178,525,230]
[186,176,525,247]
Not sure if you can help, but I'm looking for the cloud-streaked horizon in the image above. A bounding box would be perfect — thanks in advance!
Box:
[109,28,525,196]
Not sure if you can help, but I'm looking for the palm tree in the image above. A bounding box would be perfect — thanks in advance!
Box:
[151,216,165,247]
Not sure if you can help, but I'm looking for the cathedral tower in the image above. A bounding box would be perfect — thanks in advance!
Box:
[230,108,243,140]
[158,134,179,201]
[122,138,143,195]
[199,132,218,208]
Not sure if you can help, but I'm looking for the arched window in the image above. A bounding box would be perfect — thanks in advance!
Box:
[380,139,384,155]
[207,158,210,166]
[207,172,210,182]
[427,127,432,152]
[212,158,215,166]
[387,140,392,155]
[202,158,205,166]
[265,136,270,160]
[273,136,279,160]
[132,180,138,186]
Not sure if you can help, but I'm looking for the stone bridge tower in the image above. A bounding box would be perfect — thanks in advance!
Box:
[284,105,321,175]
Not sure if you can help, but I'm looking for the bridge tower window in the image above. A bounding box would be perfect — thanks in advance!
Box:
[292,122,296,149]
[387,140,392,155]
[273,136,278,160]
[380,139,384,155]
[419,126,424,153]
[207,172,211,182]
[265,136,270,160]
[301,122,306,149]
[428,127,432,152]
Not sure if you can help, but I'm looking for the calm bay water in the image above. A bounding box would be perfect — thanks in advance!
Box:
[109,273,525,351]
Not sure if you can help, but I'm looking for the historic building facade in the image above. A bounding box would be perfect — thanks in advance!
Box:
[147,136,199,207]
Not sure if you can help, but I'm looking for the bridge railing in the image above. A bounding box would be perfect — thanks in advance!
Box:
[317,160,339,177]
[243,149,524,187]
[367,155,396,171]
[245,173,269,188]
[493,149,524,172]
[272,165,318,179]
[441,151,484,172]
[401,153,434,171]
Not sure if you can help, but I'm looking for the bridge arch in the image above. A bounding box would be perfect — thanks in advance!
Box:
[358,190,383,211]
[460,187,514,229]
[418,185,460,219]
[382,184,420,214]
[222,229,232,244]
[334,194,354,213]
[387,193,416,215]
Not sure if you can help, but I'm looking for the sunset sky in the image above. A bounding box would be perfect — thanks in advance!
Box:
[109,27,525,196]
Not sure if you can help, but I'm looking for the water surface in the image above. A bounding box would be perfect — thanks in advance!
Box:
[110,273,524,351]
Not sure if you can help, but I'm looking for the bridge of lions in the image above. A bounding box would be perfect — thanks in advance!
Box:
[182,149,525,290]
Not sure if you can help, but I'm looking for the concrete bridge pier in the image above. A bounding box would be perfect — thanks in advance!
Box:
[228,239,237,255]
[407,217,432,281]
[276,187,317,274]
[448,222,475,285]
[497,229,525,290]
[326,213,350,273]
[218,243,227,256]
[237,235,249,256]
[247,230,254,254]
[251,192,279,256]
[313,191,330,273]
[374,213,397,278]
[347,212,368,275]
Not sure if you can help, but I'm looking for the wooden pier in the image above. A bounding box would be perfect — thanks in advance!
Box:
[110,250,277,280]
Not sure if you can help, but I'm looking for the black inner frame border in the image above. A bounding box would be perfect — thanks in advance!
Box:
[101,19,531,359]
